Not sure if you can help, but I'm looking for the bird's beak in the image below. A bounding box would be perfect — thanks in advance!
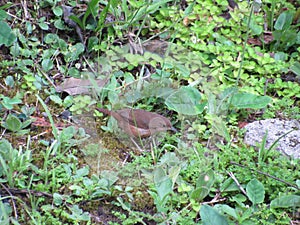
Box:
[170,126,178,133]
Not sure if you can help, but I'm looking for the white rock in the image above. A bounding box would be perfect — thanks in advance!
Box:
[244,119,300,158]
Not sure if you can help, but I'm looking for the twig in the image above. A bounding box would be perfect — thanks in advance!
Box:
[31,131,50,139]
[0,187,53,198]
[0,82,8,91]
[0,183,18,220]
[0,128,6,140]
[230,162,300,190]
[6,12,23,22]
[202,192,227,204]
[227,171,247,196]
[21,0,30,19]
[36,67,56,88]
[130,137,144,152]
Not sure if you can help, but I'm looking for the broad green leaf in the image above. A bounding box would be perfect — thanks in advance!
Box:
[0,139,13,154]
[73,166,89,179]
[214,204,238,219]
[101,170,118,185]
[158,152,180,165]
[191,169,215,201]
[68,205,90,221]
[184,1,195,16]
[83,177,94,187]
[1,96,22,110]
[0,21,16,46]
[208,115,230,142]
[274,10,294,31]
[0,201,12,223]
[270,195,300,208]
[50,95,63,105]
[53,6,63,16]
[2,114,22,132]
[249,18,263,35]
[21,118,33,129]
[231,92,272,109]
[44,33,60,44]
[240,207,254,223]
[59,126,76,142]
[9,42,20,57]
[58,38,68,50]
[290,61,300,76]
[196,169,215,189]
[154,167,172,201]
[220,177,239,192]
[146,0,173,13]
[165,86,203,115]
[25,21,32,34]
[38,21,49,30]
[175,64,190,77]
[274,52,287,61]
[54,19,65,30]
[87,36,98,52]
[246,178,265,205]
[200,205,229,225]
[42,58,54,72]
[53,193,63,206]
[130,0,172,24]
[65,43,85,62]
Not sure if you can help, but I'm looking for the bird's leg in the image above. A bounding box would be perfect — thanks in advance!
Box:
[150,138,160,165]
[150,142,155,165]
[130,137,144,152]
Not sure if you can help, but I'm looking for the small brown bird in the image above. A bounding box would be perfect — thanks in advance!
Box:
[96,108,176,138]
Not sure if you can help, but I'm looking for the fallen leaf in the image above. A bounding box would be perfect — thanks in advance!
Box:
[55,77,107,95]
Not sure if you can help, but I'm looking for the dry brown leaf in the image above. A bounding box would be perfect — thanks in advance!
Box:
[55,77,107,95]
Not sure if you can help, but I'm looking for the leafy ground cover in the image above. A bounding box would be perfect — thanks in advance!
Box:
[0,0,299,224]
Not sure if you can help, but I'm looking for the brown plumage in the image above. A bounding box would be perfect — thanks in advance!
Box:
[96,108,176,138]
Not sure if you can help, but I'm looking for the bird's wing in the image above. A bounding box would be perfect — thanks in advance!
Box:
[117,109,152,129]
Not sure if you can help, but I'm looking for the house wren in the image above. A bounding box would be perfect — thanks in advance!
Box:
[96,108,176,138]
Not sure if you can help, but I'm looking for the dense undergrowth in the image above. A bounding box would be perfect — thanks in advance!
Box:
[0,0,299,224]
